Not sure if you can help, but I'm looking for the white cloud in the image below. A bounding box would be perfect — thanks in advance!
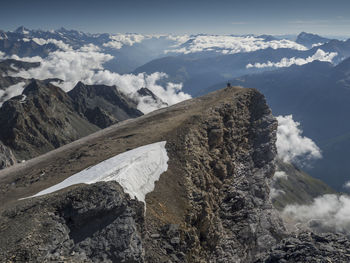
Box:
[103,34,146,49]
[0,82,26,107]
[166,35,308,55]
[282,194,350,235]
[10,46,191,113]
[12,48,113,92]
[276,115,322,165]
[246,49,337,68]
[344,181,350,190]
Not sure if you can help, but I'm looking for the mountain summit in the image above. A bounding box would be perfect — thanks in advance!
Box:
[296,32,330,48]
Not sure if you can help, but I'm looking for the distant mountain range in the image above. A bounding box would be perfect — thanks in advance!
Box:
[1,27,348,76]
[134,37,350,96]
[0,26,179,73]
[296,32,331,48]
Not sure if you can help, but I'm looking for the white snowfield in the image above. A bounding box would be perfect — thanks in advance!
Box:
[26,141,169,203]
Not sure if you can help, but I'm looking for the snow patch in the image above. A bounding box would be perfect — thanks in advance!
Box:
[25,142,169,204]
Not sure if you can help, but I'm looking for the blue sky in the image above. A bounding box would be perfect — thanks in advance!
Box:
[1,0,350,36]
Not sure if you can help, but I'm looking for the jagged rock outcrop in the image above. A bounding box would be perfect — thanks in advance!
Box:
[0,141,17,169]
[0,182,144,262]
[68,81,143,128]
[142,89,286,262]
[0,80,99,160]
[0,87,288,262]
[137,87,168,107]
[255,232,350,263]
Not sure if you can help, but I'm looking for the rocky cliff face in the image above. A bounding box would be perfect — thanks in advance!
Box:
[142,89,285,262]
[0,182,145,262]
[0,87,347,262]
[256,231,350,263]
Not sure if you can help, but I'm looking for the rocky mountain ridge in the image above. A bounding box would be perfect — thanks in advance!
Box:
[0,87,285,262]
[0,86,347,262]
[0,79,143,161]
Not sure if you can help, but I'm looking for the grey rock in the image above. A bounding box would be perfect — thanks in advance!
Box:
[68,81,143,128]
[0,140,16,169]
[255,232,350,263]
[0,182,145,262]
